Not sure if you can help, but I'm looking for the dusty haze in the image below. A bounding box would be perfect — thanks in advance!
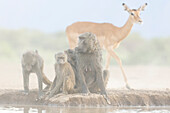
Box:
[0,63,169,90]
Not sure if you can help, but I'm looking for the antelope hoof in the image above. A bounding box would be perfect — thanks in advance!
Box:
[126,84,134,90]
[103,95,111,105]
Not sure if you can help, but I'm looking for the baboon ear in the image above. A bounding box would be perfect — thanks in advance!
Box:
[138,3,147,11]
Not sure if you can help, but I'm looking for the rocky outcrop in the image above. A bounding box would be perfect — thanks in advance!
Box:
[0,89,170,107]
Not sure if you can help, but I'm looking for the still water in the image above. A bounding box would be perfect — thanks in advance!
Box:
[0,106,170,113]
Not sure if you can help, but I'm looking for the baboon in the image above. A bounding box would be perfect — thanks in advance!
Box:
[65,49,109,92]
[75,32,106,94]
[66,32,110,103]
[21,50,52,98]
[47,52,75,98]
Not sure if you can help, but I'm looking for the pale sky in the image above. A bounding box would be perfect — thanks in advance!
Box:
[0,0,169,38]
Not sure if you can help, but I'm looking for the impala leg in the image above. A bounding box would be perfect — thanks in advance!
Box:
[106,48,131,89]
[105,52,111,70]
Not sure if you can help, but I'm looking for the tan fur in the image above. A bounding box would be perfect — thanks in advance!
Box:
[47,52,75,98]
[66,3,147,89]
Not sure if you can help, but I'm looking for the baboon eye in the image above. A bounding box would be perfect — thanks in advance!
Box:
[59,57,64,59]
[83,41,87,45]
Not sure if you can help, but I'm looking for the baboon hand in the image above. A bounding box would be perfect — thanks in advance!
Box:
[82,90,90,96]
[45,96,50,100]
[44,93,53,100]
[22,90,29,95]
[46,91,51,95]
[46,90,55,99]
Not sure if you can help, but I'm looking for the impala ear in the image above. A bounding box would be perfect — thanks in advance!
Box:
[138,3,148,11]
[122,3,131,13]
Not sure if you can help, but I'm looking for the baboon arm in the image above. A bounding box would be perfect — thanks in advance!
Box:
[51,75,63,95]
[22,70,30,92]
[50,75,58,90]
[49,64,59,90]
[77,67,89,93]
[36,69,43,97]
[50,64,59,90]
[67,65,75,85]
[95,66,107,96]
[54,64,59,79]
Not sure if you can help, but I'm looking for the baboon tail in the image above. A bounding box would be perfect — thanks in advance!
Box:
[42,73,52,86]
[103,70,110,87]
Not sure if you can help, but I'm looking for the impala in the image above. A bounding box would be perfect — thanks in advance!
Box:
[66,3,147,89]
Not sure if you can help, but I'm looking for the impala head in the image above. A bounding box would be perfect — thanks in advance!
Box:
[122,3,147,24]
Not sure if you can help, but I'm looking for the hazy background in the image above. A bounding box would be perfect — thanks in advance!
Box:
[0,0,170,90]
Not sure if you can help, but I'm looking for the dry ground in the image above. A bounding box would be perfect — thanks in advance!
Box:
[0,89,170,106]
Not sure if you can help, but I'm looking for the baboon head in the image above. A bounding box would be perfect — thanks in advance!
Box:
[122,3,147,24]
[64,49,76,65]
[55,52,67,64]
[76,32,99,53]
[22,51,37,71]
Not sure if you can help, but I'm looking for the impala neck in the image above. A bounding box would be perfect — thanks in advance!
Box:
[118,16,134,41]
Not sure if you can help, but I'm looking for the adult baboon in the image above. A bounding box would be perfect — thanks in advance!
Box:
[70,32,110,103]
[65,49,109,92]
[21,50,52,98]
[47,52,75,98]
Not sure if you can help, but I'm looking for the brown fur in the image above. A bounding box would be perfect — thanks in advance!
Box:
[21,50,52,98]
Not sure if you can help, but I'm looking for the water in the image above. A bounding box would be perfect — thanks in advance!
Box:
[0,106,170,113]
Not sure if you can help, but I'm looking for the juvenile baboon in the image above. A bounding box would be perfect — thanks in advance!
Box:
[21,50,52,98]
[47,52,75,98]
